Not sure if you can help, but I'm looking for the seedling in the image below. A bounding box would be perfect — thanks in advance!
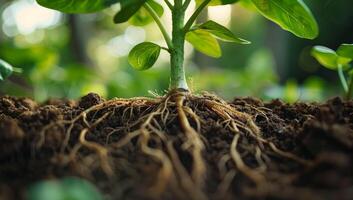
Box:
[36,0,318,91]
[0,59,22,81]
[25,1,320,194]
[311,44,353,99]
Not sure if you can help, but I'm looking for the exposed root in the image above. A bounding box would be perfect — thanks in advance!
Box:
[183,106,202,133]
[166,140,206,200]
[198,94,312,189]
[268,142,312,166]
[230,134,265,184]
[110,130,141,148]
[255,146,267,172]
[35,92,314,199]
[79,128,113,176]
[139,129,173,197]
[216,169,236,197]
[175,94,206,189]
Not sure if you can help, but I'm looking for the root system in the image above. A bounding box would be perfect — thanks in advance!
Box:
[0,92,352,200]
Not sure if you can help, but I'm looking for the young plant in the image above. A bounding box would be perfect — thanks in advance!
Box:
[27,1,320,192]
[0,59,22,81]
[311,44,353,99]
[36,0,318,92]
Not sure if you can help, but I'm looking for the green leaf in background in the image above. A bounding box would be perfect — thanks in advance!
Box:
[250,0,318,39]
[27,177,103,200]
[0,59,14,81]
[337,44,353,59]
[197,20,250,44]
[284,79,299,103]
[114,0,147,24]
[129,0,164,26]
[36,0,118,13]
[196,0,239,6]
[186,29,221,58]
[128,42,161,70]
[311,46,338,70]
[337,57,352,66]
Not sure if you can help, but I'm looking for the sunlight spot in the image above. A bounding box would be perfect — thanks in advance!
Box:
[2,0,61,36]
[208,5,232,27]
[185,0,196,19]
[124,26,146,45]
[106,36,133,57]
[81,82,107,97]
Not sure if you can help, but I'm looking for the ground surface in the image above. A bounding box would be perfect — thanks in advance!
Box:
[0,92,352,200]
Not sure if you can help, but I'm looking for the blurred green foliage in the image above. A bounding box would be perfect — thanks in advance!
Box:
[0,0,351,102]
[27,177,103,200]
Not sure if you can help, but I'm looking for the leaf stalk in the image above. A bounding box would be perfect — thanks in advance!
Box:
[12,67,23,73]
[143,2,173,50]
[346,69,353,100]
[164,0,173,10]
[338,64,348,92]
[182,0,192,10]
[184,0,211,33]
[347,79,353,100]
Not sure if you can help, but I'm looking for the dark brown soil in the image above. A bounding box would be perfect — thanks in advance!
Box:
[0,92,352,200]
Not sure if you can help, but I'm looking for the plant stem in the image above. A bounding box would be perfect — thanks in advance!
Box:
[182,0,192,10]
[346,74,353,100]
[338,64,348,92]
[164,0,173,10]
[143,3,173,49]
[12,67,23,73]
[169,0,188,90]
[161,46,171,52]
[184,0,211,33]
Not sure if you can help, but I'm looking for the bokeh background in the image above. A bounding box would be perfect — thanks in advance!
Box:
[0,0,352,102]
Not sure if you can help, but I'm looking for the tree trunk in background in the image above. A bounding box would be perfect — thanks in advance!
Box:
[68,14,93,68]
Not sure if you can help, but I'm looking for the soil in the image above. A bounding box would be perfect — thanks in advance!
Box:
[0,92,352,200]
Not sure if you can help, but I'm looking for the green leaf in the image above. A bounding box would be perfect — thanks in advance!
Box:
[337,44,353,59]
[311,46,338,70]
[337,57,352,66]
[186,29,222,58]
[28,177,103,200]
[114,0,147,24]
[0,59,14,81]
[284,79,299,103]
[129,0,163,26]
[197,20,250,44]
[61,178,103,200]
[36,0,118,13]
[196,0,239,6]
[128,42,161,70]
[250,0,318,39]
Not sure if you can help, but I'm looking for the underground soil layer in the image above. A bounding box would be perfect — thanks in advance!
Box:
[0,92,353,200]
